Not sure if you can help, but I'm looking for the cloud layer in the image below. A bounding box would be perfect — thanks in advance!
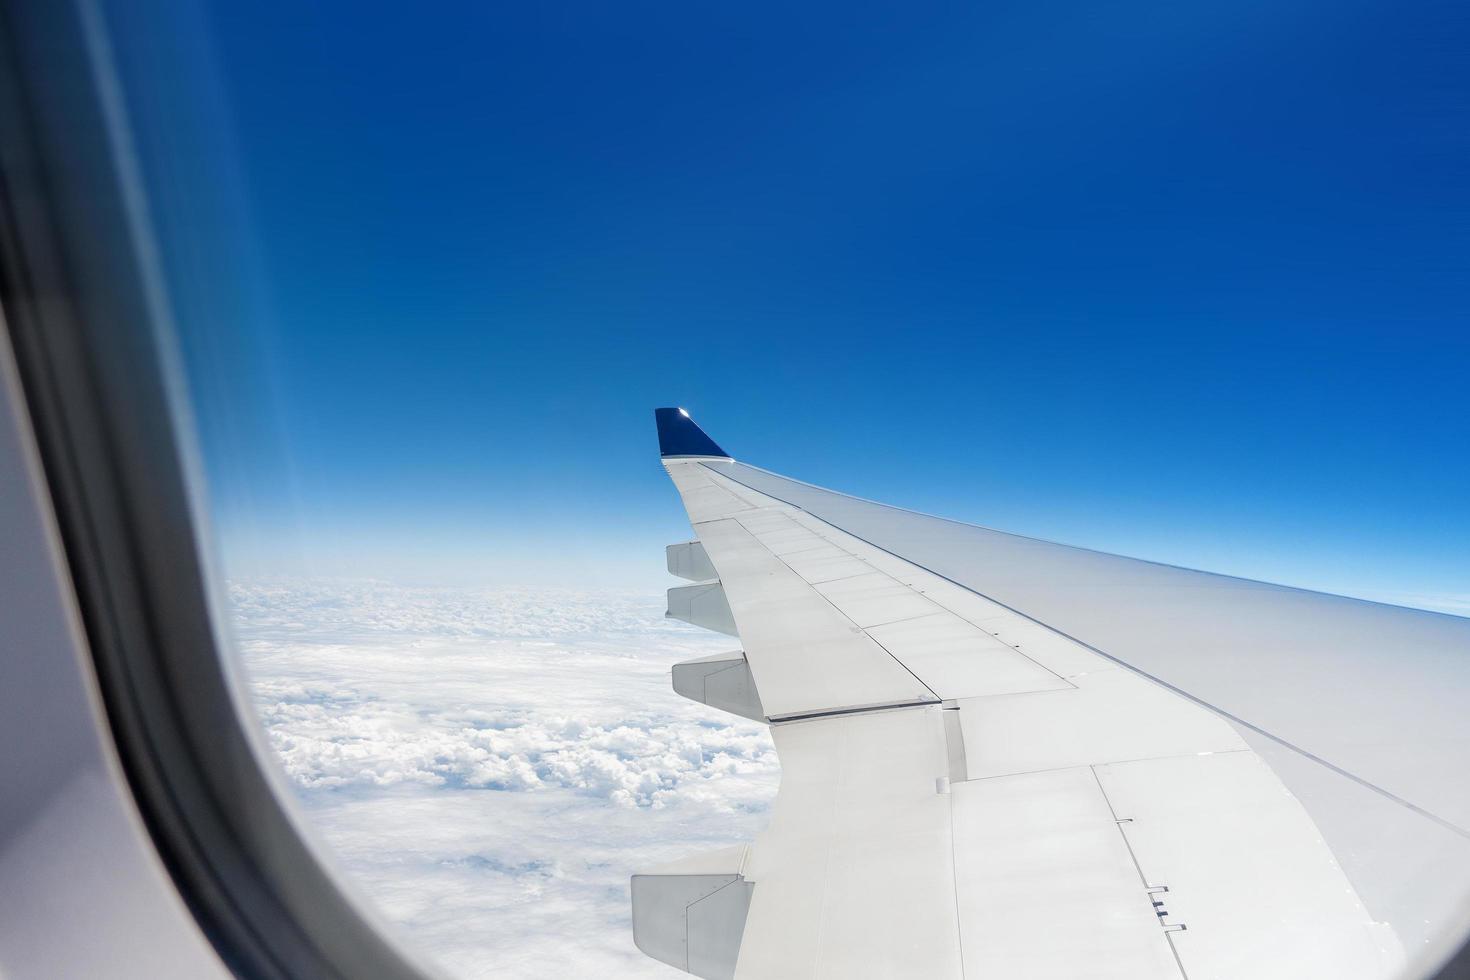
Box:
[230,581,779,978]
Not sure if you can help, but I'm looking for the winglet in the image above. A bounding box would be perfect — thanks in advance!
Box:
[654,407,731,459]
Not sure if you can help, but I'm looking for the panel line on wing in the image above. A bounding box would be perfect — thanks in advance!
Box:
[952,751,1249,785]
[861,611,953,631]
[1088,765,1193,979]
[705,469,1084,699]
[726,515,945,707]
[703,467,1086,687]
[687,513,939,716]
[1089,764,1193,979]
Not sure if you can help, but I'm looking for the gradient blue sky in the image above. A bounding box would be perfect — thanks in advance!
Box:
[118,0,1469,601]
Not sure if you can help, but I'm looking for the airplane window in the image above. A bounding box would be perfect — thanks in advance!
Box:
[8,0,1466,979]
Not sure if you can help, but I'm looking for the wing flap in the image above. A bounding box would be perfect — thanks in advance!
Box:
[736,707,965,979]
[866,614,1070,698]
[952,767,1182,979]
[1095,753,1405,980]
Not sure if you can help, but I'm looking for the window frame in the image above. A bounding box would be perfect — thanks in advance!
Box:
[0,4,432,977]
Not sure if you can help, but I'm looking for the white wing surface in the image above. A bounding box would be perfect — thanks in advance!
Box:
[634,408,1469,980]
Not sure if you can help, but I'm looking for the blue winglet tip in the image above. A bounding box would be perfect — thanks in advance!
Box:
[655,407,731,459]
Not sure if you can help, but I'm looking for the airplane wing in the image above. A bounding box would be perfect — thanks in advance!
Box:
[632,408,1470,980]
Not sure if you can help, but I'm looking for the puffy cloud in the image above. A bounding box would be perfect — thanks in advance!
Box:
[230,581,779,978]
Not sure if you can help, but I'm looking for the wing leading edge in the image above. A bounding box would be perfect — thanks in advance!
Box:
[633,410,1463,980]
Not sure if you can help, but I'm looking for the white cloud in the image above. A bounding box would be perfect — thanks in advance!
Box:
[229,581,780,978]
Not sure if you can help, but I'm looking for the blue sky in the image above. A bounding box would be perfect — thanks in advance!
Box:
[116,0,1469,601]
